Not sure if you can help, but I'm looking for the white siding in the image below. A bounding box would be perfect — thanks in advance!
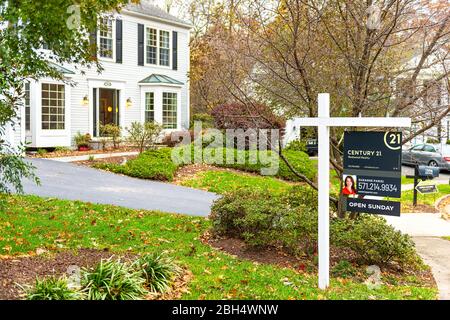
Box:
[19,11,190,148]
[67,12,191,146]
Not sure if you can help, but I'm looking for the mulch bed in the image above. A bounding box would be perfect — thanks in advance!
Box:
[0,248,124,300]
[202,233,436,288]
[203,232,356,272]
[76,155,138,167]
[402,203,439,214]
[0,249,192,300]
[28,147,139,159]
[437,195,450,219]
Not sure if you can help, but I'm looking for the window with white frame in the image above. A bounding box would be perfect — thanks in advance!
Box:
[145,92,155,122]
[99,17,114,59]
[144,27,170,67]
[159,30,170,66]
[162,92,177,129]
[25,82,30,131]
[146,28,157,65]
[42,83,65,130]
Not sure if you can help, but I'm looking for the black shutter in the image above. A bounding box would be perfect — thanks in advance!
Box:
[137,24,144,66]
[116,19,123,63]
[172,31,178,70]
[89,28,97,60]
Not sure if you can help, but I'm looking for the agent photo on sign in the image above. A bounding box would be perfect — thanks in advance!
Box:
[342,175,357,196]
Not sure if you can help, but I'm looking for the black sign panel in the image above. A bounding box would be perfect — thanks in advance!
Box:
[343,131,402,172]
[343,131,402,198]
[345,197,400,217]
[343,131,403,216]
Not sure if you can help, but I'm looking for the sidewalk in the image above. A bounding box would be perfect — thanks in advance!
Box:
[385,213,450,300]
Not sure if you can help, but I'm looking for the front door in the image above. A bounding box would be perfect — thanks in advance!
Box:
[94,88,120,137]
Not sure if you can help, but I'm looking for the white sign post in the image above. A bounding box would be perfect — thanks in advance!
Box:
[292,93,411,289]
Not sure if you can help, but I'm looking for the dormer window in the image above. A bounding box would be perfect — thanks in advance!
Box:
[99,17,114,59]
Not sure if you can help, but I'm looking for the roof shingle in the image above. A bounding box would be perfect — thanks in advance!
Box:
[124,2,191,28]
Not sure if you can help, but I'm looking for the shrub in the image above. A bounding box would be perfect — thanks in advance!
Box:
[210,186,318,255]
[213,148,316,182]
[190,113,214,128]
[285,139,307,152]
[81,258,147,300]
[94,148,179,181]
[54,146,71,153]
[331,215,419,267]
[126,121,163,153]
[211,189,419,267]
[446,139,450,145]
[37,148,48,156]
[133,253,181,293]
[162,130,194,147]
[24,276,82,300]
[426,138,439,144]
[74,132,91,149]
[100,124,121,149]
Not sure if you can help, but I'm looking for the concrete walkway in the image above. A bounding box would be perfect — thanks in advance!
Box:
[21,158,219,216]
[384,213,450,237]
[412,237,450,300]
[385,214,450,300]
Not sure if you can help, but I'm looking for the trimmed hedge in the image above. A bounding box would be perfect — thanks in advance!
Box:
[95,145,316,183]
[94,148,179,181]
[195,146,316,182]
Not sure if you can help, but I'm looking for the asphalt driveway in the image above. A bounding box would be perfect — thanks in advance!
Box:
[20,158,219,217]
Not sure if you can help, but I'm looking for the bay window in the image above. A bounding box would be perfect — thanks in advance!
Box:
[42,83,65,130]
[145,92,155,122]
[162,92,177,129]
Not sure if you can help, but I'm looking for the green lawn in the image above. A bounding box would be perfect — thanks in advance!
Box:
[0,195,436,300]
[401,184,450,211]
[180,170,293,195]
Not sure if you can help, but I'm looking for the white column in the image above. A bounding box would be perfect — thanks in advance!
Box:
[318,93,330,289]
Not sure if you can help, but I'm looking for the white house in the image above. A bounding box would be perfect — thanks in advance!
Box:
[9,2,191,149]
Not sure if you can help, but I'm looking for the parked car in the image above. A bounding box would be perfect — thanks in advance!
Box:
[402,144,450,171]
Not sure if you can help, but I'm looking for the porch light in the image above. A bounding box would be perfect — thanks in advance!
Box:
[82,95,89,106]
[126,98,132,108]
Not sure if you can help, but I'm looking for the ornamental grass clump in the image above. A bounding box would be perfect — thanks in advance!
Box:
[133,253,181,293]
[81,258,147,300]
[24,276,82,300]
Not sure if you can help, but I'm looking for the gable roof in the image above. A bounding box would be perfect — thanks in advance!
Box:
[138,74,184,85]
[124,2,191,28]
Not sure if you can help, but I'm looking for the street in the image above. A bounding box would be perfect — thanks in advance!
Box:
[402,165,450,183]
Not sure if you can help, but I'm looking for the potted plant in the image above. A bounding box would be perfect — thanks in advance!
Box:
[74,132,91,151]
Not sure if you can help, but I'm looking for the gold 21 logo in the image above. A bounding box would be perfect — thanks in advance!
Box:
[384,132,401,150]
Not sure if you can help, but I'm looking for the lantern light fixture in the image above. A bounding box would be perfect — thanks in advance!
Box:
[82,95,89,106]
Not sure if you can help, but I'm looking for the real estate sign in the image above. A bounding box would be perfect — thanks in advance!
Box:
[343,131,402,216]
